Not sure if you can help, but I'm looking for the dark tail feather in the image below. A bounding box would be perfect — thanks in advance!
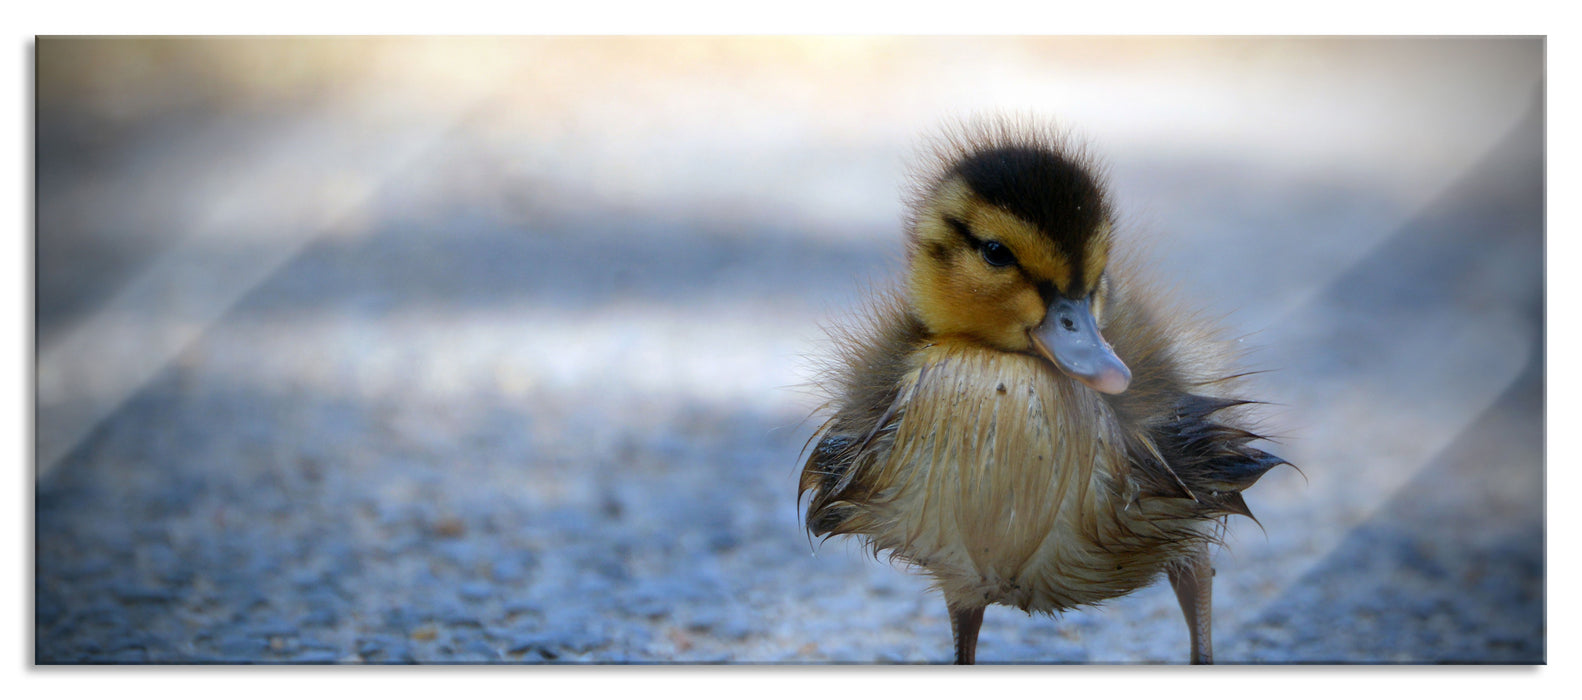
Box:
[1174,394,1251,418]
[1210,491,1256,521]
[1137,393,1291,523]
[1197,446,1288,493]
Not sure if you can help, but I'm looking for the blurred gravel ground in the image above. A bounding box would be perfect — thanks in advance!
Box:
[34,37,1544,664]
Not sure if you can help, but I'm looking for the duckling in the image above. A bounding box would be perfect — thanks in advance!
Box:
[799,119,1285,664]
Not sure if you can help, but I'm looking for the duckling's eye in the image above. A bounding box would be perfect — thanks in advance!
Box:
[981,240,1017,267]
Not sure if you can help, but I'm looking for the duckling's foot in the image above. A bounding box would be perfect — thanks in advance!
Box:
[1167,540,1214,664]
[947,602,984,665]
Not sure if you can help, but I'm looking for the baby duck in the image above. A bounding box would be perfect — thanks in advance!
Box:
[799,119,1284,664]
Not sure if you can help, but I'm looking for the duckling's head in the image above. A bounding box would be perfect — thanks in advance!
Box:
[906,126,1131,394]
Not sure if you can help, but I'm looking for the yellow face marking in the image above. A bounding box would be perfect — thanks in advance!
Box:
[907,179,1034,351]
[1090,272,1110,324]
[923,178,974,217]
[967,205,1073,294]
[1080,221,1112,294]
[907,176,1114,352]
[918,178,1078,293]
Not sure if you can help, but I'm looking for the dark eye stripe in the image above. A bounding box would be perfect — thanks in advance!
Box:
[945,216,1019,269]
[945,216,974,242]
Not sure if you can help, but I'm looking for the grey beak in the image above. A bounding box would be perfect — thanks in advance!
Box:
[1029,296,1131,394]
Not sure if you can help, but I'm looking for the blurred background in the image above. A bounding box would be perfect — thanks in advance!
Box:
[34,36,1543,663]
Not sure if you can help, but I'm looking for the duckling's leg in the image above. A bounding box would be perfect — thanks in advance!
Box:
[1167,540,1214,664]
[947,600,985,665]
